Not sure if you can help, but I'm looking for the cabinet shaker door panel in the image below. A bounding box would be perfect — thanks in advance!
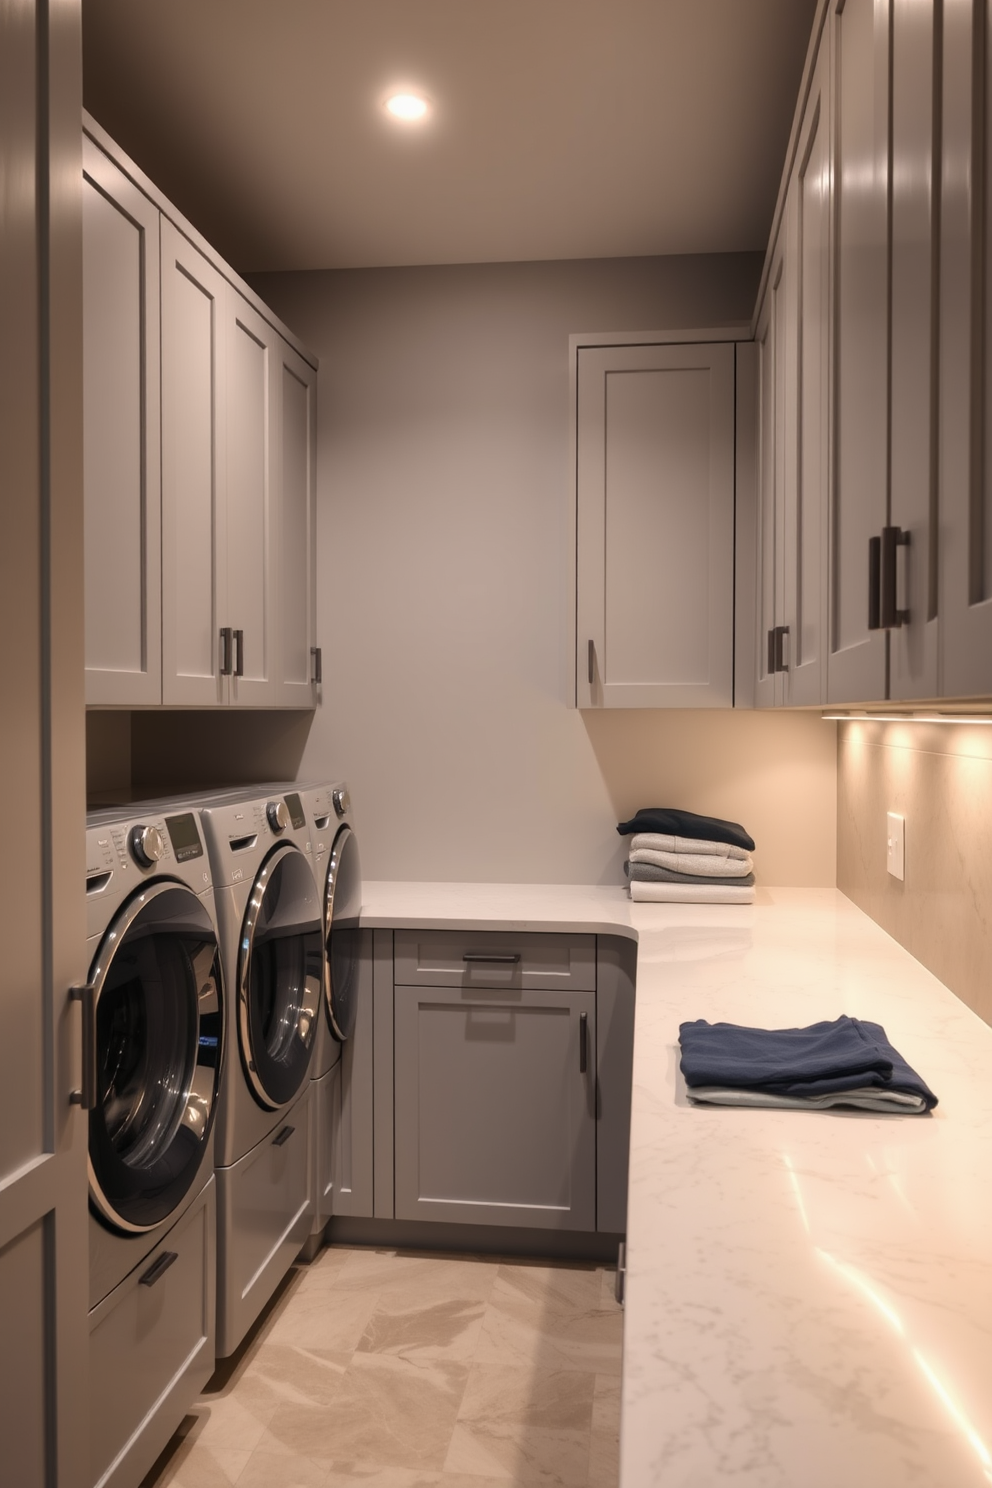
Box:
[275,341,318,706]
[888,0,939,699]
[394,986,596,1231]
[939,0,992,695]
[576,341,735,708]
[785,43,830,706]
[828,0,889,703]
[82,140,161,705]
[161,220,228,705]
[226,294,276,705]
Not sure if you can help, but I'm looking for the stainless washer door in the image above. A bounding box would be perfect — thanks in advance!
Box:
[87,882,223,1234]
[238,843,322,1109]
[324,825,362,1041]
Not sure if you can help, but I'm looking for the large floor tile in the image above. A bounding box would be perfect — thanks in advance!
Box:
[357,1290,488,1363]
[588,1375,621,1488]
[149,1440,250,1487]
[444,1364,597,1486]
[475,1265,623,1375]
[332,1249,500,1304]
[265,1285,381,1352]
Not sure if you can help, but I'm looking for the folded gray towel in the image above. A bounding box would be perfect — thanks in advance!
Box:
[625,861,756,887]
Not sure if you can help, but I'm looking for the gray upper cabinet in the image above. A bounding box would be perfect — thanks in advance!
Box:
[82,116,318,710]
[827,0,890,704]
[939,0,992,696]
[82,138,162,706]
[575,340,736,708]
[161,220,229,706]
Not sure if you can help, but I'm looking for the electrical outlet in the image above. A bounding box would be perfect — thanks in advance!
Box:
[886,812,905,881]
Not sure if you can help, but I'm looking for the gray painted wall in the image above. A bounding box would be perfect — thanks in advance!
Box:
[252,254,838,886]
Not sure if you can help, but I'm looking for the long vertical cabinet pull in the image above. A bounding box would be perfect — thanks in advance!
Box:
[219,626,233,676]
[233,628,245,677]
[587,639,595,686]
[868,528,910,629]
[579,1012,589,1075]
[69,984,97,1110]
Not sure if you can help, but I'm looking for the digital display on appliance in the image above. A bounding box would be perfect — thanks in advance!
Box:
[285,793,306,831]
[165,813,204,862]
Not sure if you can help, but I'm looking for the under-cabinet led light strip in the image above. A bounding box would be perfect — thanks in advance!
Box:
[822,712,992,725]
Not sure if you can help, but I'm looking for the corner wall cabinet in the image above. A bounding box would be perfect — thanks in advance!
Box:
[753,0,992,707]
[83,116,319,709]
[575,340,737,708]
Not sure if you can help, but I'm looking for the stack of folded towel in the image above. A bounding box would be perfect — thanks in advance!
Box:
[679,1015,938,1113]
[618,806,756,904]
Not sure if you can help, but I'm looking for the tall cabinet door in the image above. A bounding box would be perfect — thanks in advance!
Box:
[888,0,940,699]
[0,2,89,1482]
[82,140,162,705]
[161,220,229,706]
[754,256,787,708]
[827,0,890,702]
[226,293,277,705]
[274,339,318,706]
[939,0,992,695]
[784,42,831,707]
[576,341,736,708]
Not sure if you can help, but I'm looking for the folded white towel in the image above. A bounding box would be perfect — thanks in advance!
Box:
[630,833,752,861]
[629,881,755,904]
[628,848,754,878]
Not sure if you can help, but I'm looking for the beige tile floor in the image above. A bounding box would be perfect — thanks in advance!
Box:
[142,1247,623,1488]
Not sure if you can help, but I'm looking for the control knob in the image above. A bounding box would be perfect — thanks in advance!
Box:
[129,824,166,868]
[266,800,290,833]
[332,787,350,817]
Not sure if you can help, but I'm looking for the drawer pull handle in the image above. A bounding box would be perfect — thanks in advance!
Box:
[579,1011,589,1074]
[273,1125,295,1147]
[139,1251,178,1288]
[462,953,521,964]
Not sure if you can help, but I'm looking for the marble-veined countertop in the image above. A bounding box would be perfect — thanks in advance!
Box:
[360,882,992,1487]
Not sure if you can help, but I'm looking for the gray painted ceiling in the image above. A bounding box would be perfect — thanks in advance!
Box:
[82,0,816,274]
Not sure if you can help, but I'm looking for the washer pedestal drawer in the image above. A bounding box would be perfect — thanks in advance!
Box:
[215,1082,313,1358]
[89,1178,216,1488]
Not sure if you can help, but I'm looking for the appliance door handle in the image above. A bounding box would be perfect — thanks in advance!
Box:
[139,1251,178,1288]
[462,953,521,964]
[233,628,245,677]
[69,983,97,1111]
[579,1011,589,1074]
[219,626,233,676]
[273,1125,295,1147]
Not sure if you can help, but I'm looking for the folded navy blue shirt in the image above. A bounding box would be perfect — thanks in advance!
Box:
[678,1015,937,1111]
[617,807,755,853]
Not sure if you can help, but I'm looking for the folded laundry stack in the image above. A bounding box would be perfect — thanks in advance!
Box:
[678,1015,938,1113]
[618,806,756,904]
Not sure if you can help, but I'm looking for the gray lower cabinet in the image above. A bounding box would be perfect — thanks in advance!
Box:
[394,982,597,1230]
[331,928,376,1218]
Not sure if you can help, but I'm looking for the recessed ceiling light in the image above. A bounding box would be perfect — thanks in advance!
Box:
[384,92,431,123]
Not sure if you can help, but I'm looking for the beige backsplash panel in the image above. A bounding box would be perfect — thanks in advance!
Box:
[838,720,992,1027]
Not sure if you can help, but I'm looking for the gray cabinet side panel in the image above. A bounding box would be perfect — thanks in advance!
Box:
[596,936,636,1235]
[373,929,395,1219]
[332,928,375,1217]
[735,342,758,708]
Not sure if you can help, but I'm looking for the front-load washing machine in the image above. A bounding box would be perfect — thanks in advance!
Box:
[196,787,322,1356]
[84,804,223,1488]
[296,780,364,1258]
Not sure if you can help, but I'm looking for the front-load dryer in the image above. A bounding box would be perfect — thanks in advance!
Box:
[296,780,365,1257]
[84,804,223,1488]
[196,787,322,1356]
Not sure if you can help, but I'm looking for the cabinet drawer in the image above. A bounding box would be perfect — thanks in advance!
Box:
[89,1181,215,1488]
[394,931,596,991]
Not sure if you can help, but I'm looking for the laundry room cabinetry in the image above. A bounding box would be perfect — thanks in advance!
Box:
[574,338,737,708]
[82,115,319,710]
[367,931,633,1237]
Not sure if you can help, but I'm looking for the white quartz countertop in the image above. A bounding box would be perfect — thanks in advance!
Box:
[360,883,992,1487]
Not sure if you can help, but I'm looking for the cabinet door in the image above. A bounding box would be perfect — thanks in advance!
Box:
[273,338,318,706]
[394,985,596,1231]
[754,253,787,708]
[784,42,831,706]
[332,929,374,1218]
[161,220,229,705]
[827,0,890,702]
[888,0,940,699]
[576,341,735,708]
[226,293,277,705]
[939,0,992,695]
[82,140,162,705]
